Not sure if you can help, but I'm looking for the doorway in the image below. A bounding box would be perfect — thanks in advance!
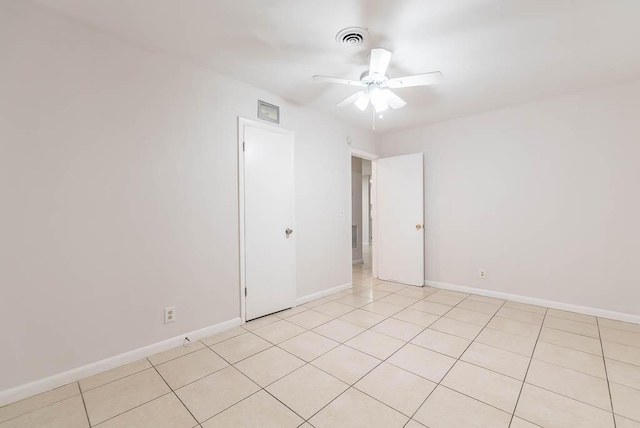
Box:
[238,118,296,322]
[350,149,379,285]
[350,149,425,287]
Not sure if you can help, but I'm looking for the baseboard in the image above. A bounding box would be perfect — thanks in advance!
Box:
[0,317,241,407]
[352,259,363,265]
[296,282,352,305]
[425,280,640,325]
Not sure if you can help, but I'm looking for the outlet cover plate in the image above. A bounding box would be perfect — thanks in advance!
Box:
[164,306,176,324]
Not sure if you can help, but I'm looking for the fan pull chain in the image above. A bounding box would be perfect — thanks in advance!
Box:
[372,106,376,130]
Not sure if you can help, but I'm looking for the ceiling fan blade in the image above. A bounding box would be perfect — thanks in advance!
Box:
[336,91,365,107]
[387,71,443,88]
[313,75,364,86]
[381,89,407,109]
[354,93,370,111]
[369,48,392,77]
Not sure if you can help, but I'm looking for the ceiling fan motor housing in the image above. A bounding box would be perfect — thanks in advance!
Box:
[360,71,389,92]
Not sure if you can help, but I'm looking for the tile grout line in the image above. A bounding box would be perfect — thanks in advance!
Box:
[545,313,602,326]
[296,284,415,335]
[82,359,200,427]
[400,294,615,427]
[77,382,92,428]
[532,335,605,357]
[597,317,618,428]
[0,386,85,426]
[193,340,290,426]
[199,325,359,426]
[290,348,392,423]
[525,352,607,381]
[411,321,624,388]
[88,389,175,427]
[513,382,616,415]
[402,297,510,426]
[0,274,530,425]
[76,342,222,400]
[542,326,624,356]
[4,268,636,426]
[196,388,265,426]
[541,324,604,340]
[299,281,572,426]
[273,290,417,422]
[155,344,241,391]
[199,300,394,425]
[0,296,562,426]
[148,341,211,367]
[345,290,492,427]
[249,278,435,424]
[353,282,624,422]
[80,363,160,394]
[147,358,202,428]
[10,290,612,424]
[506,307,547,428]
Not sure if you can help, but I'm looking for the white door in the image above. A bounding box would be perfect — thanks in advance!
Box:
[242,122,296,320]
[376,153,424,286]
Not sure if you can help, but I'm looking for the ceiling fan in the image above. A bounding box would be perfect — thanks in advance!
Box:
[313,48,443,115]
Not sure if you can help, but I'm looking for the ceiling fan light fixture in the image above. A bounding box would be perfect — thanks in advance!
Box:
[354,93,370,111]
[313,47,442,119]
[373,101,389,113]
[369,87,388,112]
[369,87,382,103]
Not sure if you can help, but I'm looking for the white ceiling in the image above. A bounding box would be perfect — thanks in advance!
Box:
[29,0,640,133]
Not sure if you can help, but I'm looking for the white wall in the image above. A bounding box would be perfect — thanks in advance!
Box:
[351,157,363,262]
[362,159,372,176]
[0,3,375,394]
[378,80,640,317]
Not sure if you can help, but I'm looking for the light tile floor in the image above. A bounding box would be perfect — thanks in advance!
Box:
[2,250,640,427]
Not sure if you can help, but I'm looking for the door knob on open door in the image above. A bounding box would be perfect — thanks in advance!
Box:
[415,224,423,230]
[285,228,293,237]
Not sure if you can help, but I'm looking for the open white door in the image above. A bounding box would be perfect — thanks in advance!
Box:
[241,120,296,321]
[376,153,424,286]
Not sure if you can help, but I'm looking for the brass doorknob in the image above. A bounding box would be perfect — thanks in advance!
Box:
[415,224,423,230]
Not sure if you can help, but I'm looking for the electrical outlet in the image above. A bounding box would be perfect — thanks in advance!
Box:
[164,306,176,324]
[479,269,486,279]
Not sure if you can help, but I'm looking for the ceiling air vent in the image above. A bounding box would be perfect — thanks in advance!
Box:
[335,27,369,47]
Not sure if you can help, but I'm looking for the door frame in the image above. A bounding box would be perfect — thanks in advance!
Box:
[349,148,380,280]
[238,117,296,324]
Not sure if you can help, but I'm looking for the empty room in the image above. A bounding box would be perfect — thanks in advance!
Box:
[2,1,640,427]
